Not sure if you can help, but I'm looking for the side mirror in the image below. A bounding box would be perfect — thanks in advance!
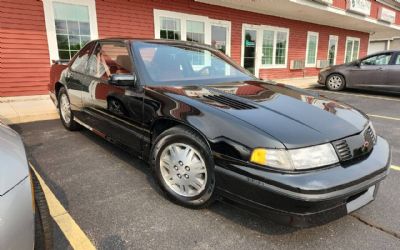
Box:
[354,60,361,67]
[108,74,136,86]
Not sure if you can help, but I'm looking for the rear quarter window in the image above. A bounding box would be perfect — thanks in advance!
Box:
[70,42,95,73]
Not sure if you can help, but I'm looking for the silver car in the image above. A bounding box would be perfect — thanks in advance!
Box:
[319,51,400,93]
[0,121,52,249]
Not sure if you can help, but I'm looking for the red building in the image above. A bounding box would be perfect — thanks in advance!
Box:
[1,0,399,96]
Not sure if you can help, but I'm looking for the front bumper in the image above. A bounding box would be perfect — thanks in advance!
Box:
[318,71,329,85]
[215,136,391,227]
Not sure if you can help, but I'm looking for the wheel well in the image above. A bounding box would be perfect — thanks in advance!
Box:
[150,119,210,149]
[326,72,346,85]
[55,82,63,100]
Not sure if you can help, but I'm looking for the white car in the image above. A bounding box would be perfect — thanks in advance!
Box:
[0,121,53,249]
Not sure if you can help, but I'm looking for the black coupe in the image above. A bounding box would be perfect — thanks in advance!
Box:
[49,39,391,227]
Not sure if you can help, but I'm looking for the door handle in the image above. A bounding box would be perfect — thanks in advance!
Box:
[378,67,384,71]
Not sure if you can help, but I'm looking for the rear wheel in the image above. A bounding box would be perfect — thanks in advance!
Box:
[151,126,216,208]
[31,170,53,250]
[58,87,80,131]
[326,74,346,91]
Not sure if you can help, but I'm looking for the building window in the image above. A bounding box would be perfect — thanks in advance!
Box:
[262,31,274,65]
[275,31,288,65]
[241,24,289,76]
[328,35,338,66]
[154,10,231,56]
[43,0,98,62]
[261,28,289,68]
[53,2,91,60]
[186,20,205,43]
[345,37,360,63]
[306,32,319,67]
[159,17,181,40]
[211,24,229,54]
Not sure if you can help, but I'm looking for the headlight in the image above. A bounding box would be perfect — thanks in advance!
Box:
[250,143,339,170]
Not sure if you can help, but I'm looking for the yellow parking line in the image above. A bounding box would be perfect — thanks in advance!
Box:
[391,165,400,171]
[368,114,400,122]
[315,89,400,102]
[30,164,96,250]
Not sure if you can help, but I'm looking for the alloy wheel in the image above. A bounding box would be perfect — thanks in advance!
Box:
[327,75,343,90]
[159,143,207,197]
[60,94,71,124]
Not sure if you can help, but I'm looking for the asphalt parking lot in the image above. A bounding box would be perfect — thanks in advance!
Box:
[12,87,400,250]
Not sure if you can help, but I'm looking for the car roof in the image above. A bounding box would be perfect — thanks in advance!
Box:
[90,38,215,50]
[366,50,400,56]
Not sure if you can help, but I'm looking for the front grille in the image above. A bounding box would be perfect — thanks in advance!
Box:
[333,140,352,161]
[333,125,377,163]
[203,95,257,110]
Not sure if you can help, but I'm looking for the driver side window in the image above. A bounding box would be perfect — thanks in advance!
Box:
[87,42,133,79]
[361,54,392,66]
[70,42,95,73]
[396,55,400,65]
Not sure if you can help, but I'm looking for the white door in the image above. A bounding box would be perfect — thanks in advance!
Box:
[242,26,260,77]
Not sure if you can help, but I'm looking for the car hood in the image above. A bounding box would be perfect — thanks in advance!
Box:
[150,81,368,148]
[0,123,29,196]
[325,63,352,71]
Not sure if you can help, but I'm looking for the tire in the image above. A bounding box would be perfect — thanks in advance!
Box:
[58,87,80,131]
[326,74,346,91]
[150,126,216,208]
[31,170,53,250]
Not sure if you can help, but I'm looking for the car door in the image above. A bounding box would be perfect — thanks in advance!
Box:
[65,42,96,110]
[385,52,400,92]
[347,53,392,89]
[81,41,144,153]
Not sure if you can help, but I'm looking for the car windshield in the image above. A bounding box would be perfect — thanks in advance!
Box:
[133,42,254,86]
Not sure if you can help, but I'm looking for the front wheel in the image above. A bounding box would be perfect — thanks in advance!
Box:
[31,170,53,250]
[326,74,346,91]
[151,126,216,208]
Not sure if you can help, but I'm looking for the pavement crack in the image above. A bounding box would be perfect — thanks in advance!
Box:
[350,214,400,240]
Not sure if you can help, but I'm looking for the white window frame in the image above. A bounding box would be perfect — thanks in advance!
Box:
[327,35,339,65]
[345,36,361,63]
[260,26,290,69]
[241,24,290,74]
[153,9,231,55]
[305,31,319,68]
[42,0,99,63]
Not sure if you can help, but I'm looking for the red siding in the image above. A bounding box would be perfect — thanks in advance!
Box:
[96,0,370,79]
[0,0,395,96]
[333,0,348,10]
[0,0,50,96]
